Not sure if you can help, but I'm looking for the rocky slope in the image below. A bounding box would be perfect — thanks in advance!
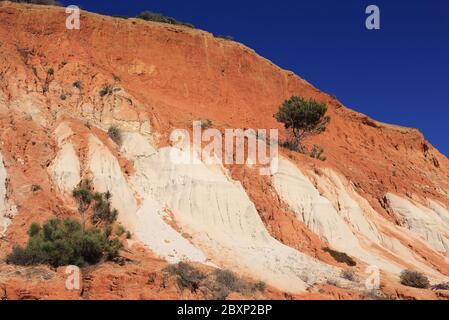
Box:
[1,2,449,299]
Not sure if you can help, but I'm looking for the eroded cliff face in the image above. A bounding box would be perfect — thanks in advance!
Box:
[1,2,449,300]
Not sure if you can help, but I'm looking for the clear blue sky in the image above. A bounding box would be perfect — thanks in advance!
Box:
[60,0,449,156]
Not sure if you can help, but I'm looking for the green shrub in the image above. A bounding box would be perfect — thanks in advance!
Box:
[107,126,122,145]
[28,222,41,237]
[73,81,81,89]
[136,11,194,28]
[47,68,54,76]
[6,218,122,267]
[92,191,118,226]
[216,35,234,41]
[309,144,326,161]
[99,83,115,97]
[400,270,429,289]
[116,225,126,237]
[274,96,330,152]
[324,247,356,267]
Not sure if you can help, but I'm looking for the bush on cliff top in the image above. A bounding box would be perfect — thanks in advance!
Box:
[136,11,194,28]
[7,0,62,6]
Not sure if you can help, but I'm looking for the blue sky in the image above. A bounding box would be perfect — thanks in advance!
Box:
[60,0,449,156]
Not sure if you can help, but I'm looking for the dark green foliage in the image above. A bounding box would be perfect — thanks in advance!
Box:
[136,11,194,28]
[8,0,61,6]
[92,191,118,226]
[116,225,126,237]
[200,119,213,129]
[164,262,206,293]
[107,126,122,145]
[274,96,330,151]
[324,247,356,267]
[72,180,94,214]
[400,270,430,289]
[99,83,115,97]
[47,68,54,76]
[309,144,326,161]
[216,35,234,41]
[28,222,41,237]
[7,218,122,267]
[73,80,81,89]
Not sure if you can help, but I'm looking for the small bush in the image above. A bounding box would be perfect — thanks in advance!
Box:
[107,126,122,146]
[431,282,449,291]
[136,11,194,28]
[309,144,326,161]
[216,35,233,41]
[164,262,206,293]
[400,270,429,289]
[279,139,300,152]
[208,269,265,300]
[7,218,122,267]
[324,248,356,267]
[200,119,213,130]
[341,270,355,281]
[8,0,62,5]
[31,184,42,192]
[47,68,54,76]
[73,81,81,89]
[99,83,115,97]
[116,225,126,237]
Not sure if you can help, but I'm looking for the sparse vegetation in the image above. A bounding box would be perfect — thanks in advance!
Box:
[73,80,81,89]
[309,144,326,161]
[341,270,356,281]
[47,68,54,76]
[274,96,330,152]
[31,184,42,192]
[164,262,206,293]
[92,191,118,226]
[8,0,61,6]
[72,179,94,231]
[324,247,356,267]
[59,94,66,101]
[99,82,115,97]
[216,35,234,41]
[400,270,429,289]
[198,119,213,130]
[6,218,122,267]
[136,11,194,28]
[163,263,266,299]
[431,282,449,291]
[107,125,122,145]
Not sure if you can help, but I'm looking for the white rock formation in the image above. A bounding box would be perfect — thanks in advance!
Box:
[88,133,209,265]
[0,152,10,237]
[272,157,414,274]
[120,133,338,292]
[387,193,449,253]
[50,123,81,195]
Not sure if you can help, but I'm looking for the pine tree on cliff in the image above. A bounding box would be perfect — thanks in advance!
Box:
[274,96,330,152]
